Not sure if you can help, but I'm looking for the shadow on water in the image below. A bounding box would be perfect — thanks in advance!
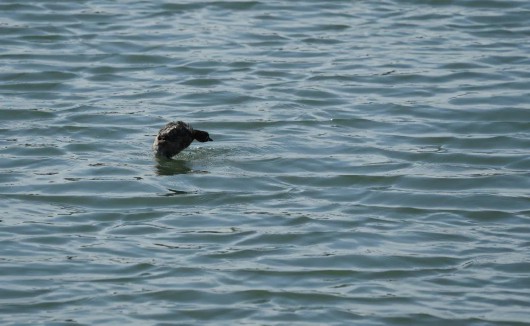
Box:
[162,188,190,196]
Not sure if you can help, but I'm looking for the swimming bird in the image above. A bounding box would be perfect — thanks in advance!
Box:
[153,121,212,158]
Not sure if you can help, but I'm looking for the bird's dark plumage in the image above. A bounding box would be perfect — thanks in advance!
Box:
[153,121,212,158]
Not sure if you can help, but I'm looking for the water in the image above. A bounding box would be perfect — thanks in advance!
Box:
[1,0,530,324]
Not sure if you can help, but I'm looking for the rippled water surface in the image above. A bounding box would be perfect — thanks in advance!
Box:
[1,0,530,325]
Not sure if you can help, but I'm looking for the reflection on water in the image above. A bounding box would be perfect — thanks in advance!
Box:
[154,156,211,175]
[154,156,192,175]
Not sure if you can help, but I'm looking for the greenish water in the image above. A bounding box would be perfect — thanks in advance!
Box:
[1,1,530,325]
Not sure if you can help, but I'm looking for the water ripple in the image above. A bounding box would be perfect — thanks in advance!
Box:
[1,0,530,324]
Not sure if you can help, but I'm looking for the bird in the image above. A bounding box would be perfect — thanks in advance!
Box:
[153,121,212,158]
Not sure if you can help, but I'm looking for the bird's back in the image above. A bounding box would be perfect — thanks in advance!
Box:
[154,121,195,158]
[163,121,193,140]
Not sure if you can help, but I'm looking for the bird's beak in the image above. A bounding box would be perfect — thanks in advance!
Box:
[208,137,213,141]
